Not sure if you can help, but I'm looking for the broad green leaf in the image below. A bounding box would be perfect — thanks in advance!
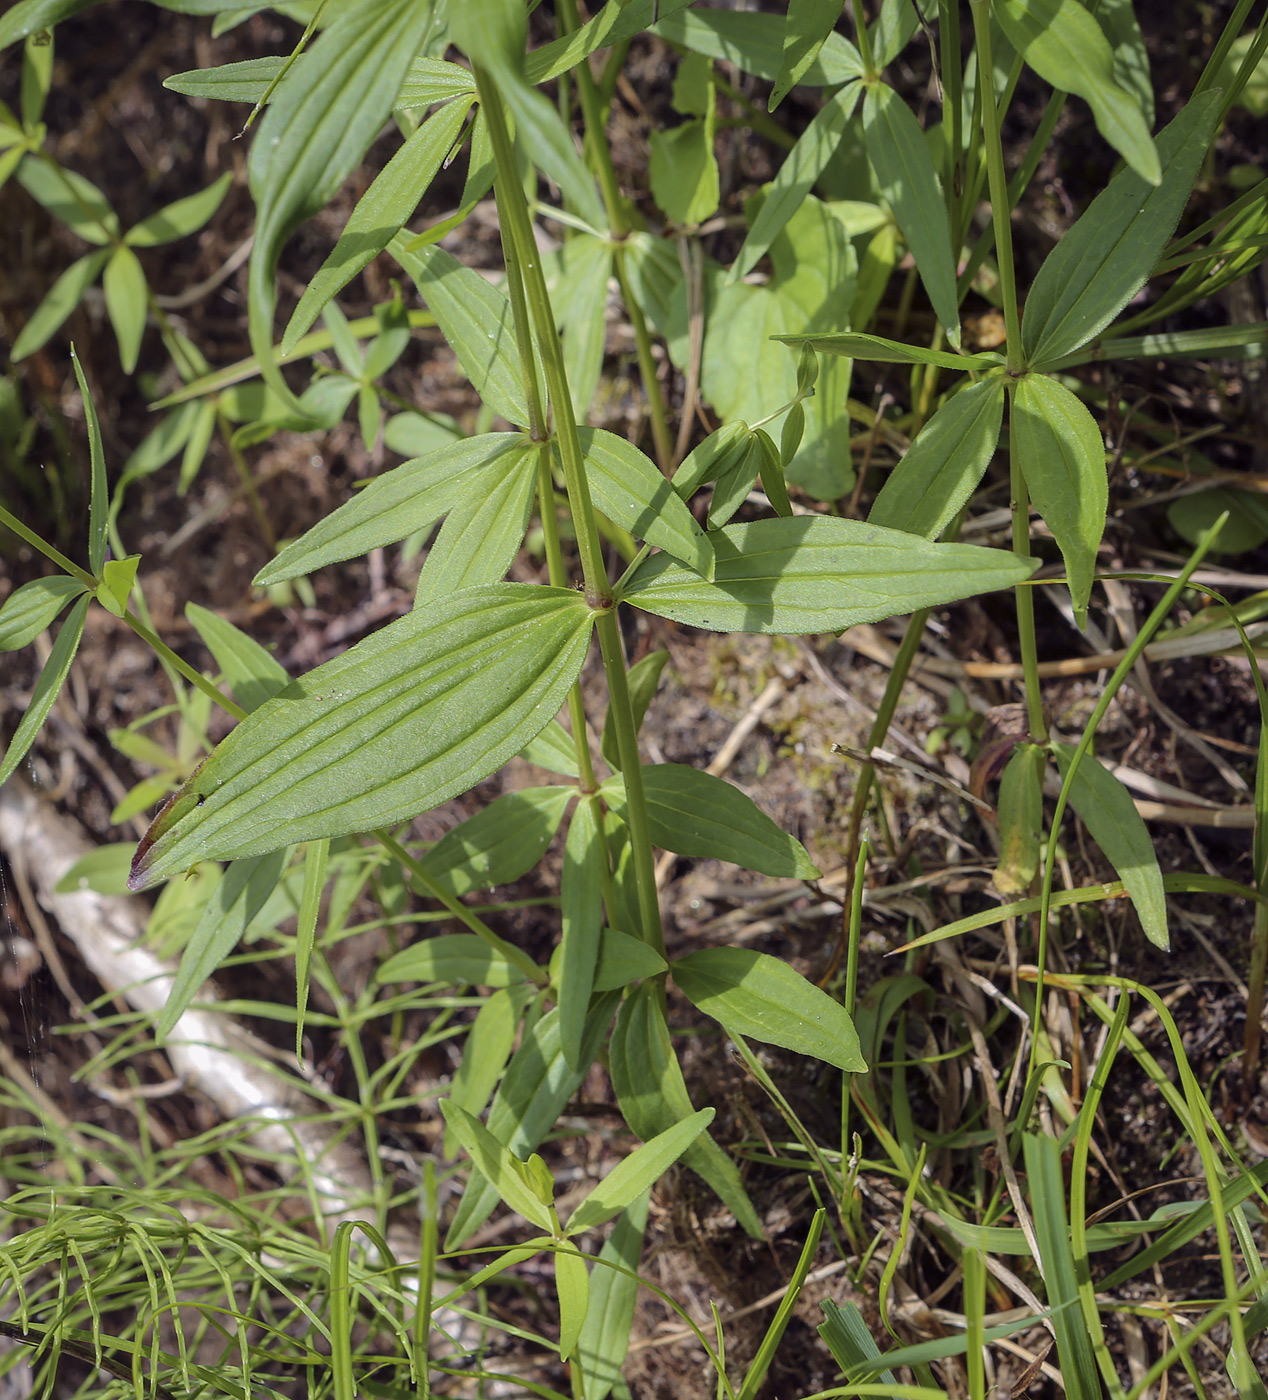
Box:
[619,516,1038,635]
[0,596,89,788]
[1092,0,1153,126]
[415,786,573,896]
[560,796,605,1071]
[609,982,763,1237]
[254,434,528,585]
[868,378,1005,539]
[602,648,669,772]
[672,947,865,1072]
[547,234,612,421]
[555,1242,591,1361]
[0,576,88,652]
[446,998,619,1247]
[17,156,117,243]
[445,984,532,1154]
[606,764,819,879]
[377,934,529,989]
[593,928,668,991]
[862,83,959,344]
[395,56,480,108]
[156,849,288,1039]
[871,0,920,67]
[284,97,475,353]
[575,1193,647,1400]
[997,0,1158,184]
[566,1110,714,1236]
[1169,488,1268,556]
[128,586,596,888]
[1053,742,1168,949]
[994,744,1046,897]
[440,1100,555,1233]
[185,602,290,713]
[413,441,537,604]
[390,234,529,425]
[383,410,464,458]
[772,0,845,110]
[732,82,862,281]
[11,247,109,361]
[103,244,148,374]
[1021,92,1221,367]
[126,173,233,246]
[164,54,475,109]
[54,843,135,897]
[775,329,996,370]
[71,348,107,576]
[649,118,719,226]
[246,0,433,410]
[520,718,581,777]
[576,428,713,579]
[1010,374,1105,625]
[653,7,862,87]
[671,421,752,500]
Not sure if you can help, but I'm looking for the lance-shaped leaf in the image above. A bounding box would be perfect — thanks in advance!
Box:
[17,156,117,243]
[555,1242,590,1361]
[774,330,997,370]
[863,82,959,344]
[413,787,573,897]
[619,516,1037,635]
[11,247,110,361]
[601,649,668,772]
[246,0,433,410]
[609,983,763,1238]
[164,54,475,109]
[440,1100,555,1233]
[284,96,475,352]
[129,586,595,888]
[575,1194,647,1400]
[994,743,1045,897]
[592,928,668,991]
[0,595,88,788]
[186,602,290,713]
[671,947,865,1072]
[1053,742,1168,949]
[606,764,819,878]
[652,6,862,87]
[377,934,533,989]
[771,0,846,110]
[869,378,1004,539]
[255,434,529,585]
[103,244,148,374]
[0,577,88,652]
[126,172,233,246]
[72,349,107,575]
[445,984,533,1153]
[997,0,1158,185]
[1021,91,1221,367]
[1010,374,1105,625]
[560,796,605,1071]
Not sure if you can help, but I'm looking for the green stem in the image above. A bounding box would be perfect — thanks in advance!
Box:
[124,609,247,720]
[0,503,95,588]
[1006,402,1047,745]
[851,0,877,79]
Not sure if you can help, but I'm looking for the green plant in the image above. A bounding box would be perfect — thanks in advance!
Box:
[6,0,1268,1395]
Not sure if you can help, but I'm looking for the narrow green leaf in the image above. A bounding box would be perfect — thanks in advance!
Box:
[1010,374,1106,625]
[177,400,217,495]
[862,83,960,344]
[0,596,88,788]
[652,6,862,87]
[818,1300,902,1394]
[555,1243,591,1362]
[549,234,612,421]
[0,577,88,652]
[284,97,474,353]
[102,244,148,374]
[671,421,751,500]
[774,329,996,369]
[17,155,117,243]
[1022,91,1222,366]
[575,1193,648,1400]
[156,849,288,1039]
[871,0,920,67]
[994,744,1045,896]
[440,1100,556,1232]
[54,843,135,897]
[20,30,52,130]
[416,786,572,896]
[997,0,1158,184]
[672,947,865,1072]
[164,54,475,108]
[577,428,714,579]
[868,378,1004,539]
[593,928,668,991]
[567,1110,714,1236]
[247,0,433,410]
[0,0,99,49]
[560,796,605,1072]
[70,348,107,576]
[377,934,528,989]
[254,434,528,586]
[126,172,233,247]
[609,983,763,1238]
[11,247,110,361]
[118,402,201,488]
[1053,742,1168,949]
[185,601,290,713]
[607,763,820,879]
[294,836,328,1057]
[1094,0,1154,127]
[390,234,529,425]
[771,0,844,110]
[707,433,763,529]
[129,586,595,888]
[520,718,581,777]
[602,649,668,772]
[620,515,1037,635]
[445,984,531,1154]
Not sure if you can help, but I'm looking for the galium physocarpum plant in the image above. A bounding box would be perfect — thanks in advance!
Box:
[6,0,1268,1393]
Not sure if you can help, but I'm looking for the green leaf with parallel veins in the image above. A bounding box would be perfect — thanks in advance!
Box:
[555,1242,591,1361]
[619,516,1037,635]
[593,928,668,991]
[602,648,669,772]
[71,348,107,576]
[164,54,475,109]
[609,982,763,1237]
[775,329,996,369]
[11,247,110,361]
[415,786,572,897]
[997,0,1158,184]
[445,984,533,1154]
[0,577,87,652]
[390,234,529,425]
[128,586,595,889]
[862,83,960,345]
[653,6,862,87]
[377,933,531,989]
[440,1100,555,1233]
[126,173,233,246]
[994,743,1046,896]
[575,1194,647,1400]
[520,718,581,778]
[1053,742,1168,949]
[560,796,605,1071]
[17,156,117,243]
[1009,374,1106,625]
[103,244,148,374]
[606,764,819,878]
[186,602,291,714]
[672,947,866,1072]
[548,234,612,422]
[284,97,475,353]
[868,378,1004,539]
[1021,91,1221,367]
[255,434,528,586]
[1092,0,1154,127]
[0,596,88,788]
[772,0,845,110]
[649,117,720,227]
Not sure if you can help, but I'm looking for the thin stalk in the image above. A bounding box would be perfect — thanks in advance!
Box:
[123,609,247,721]
[0,503,95,588]
[851,0,877,79]
[939,0,963,228]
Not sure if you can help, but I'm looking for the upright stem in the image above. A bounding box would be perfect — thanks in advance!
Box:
[851,0,877,79]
